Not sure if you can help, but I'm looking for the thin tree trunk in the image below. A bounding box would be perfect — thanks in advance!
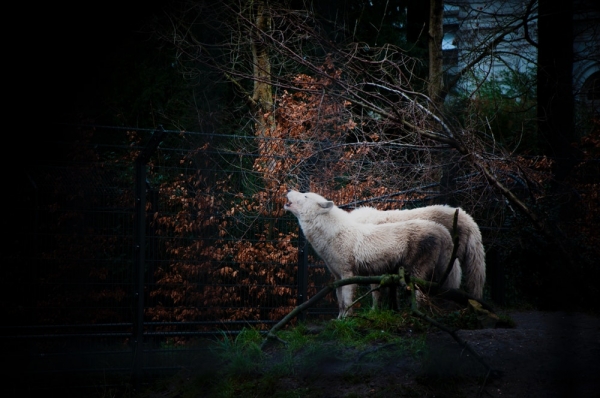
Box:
[250,0,279,195]
[251,0,274,138]
[428,0,457,205]
[537,0,577,181]
[428,0,444,109]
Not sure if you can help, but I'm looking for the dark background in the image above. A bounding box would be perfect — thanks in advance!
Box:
[10,3,166,128]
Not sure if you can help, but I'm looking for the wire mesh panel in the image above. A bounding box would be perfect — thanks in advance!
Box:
[143,131,313,333]
[7,121,506,392]
[3,132,140,392]
[1,125,342,393]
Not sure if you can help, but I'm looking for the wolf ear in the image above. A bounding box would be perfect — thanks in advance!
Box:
[318,200,334,209]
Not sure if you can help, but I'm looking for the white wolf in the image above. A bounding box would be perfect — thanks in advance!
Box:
[349,204,485,299]
[284,190,462,318]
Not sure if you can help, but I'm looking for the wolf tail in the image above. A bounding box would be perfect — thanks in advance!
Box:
[463,229,486,299]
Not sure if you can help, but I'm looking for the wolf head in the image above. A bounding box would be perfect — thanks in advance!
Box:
[284,190,334,219]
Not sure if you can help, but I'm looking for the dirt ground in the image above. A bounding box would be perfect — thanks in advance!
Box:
[419,311,600,397]
[276,311,600,398]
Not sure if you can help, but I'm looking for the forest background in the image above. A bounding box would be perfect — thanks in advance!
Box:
[4,0,599,361]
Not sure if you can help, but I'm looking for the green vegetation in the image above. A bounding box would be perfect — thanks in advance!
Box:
[141,311,409,397]
[141,306,502,398]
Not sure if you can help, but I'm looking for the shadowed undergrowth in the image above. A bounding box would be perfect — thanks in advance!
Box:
[142,306,498,398]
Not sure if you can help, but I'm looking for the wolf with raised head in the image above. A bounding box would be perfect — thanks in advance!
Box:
[284,190,461,318]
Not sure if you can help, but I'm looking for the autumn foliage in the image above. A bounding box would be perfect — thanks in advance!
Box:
[142,62,451,333]
[10,69,600,336]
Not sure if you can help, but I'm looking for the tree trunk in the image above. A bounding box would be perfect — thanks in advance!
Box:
[537,0,577,180]
[251,0,274,138]
[428,0,444,109]
[427,0,457,205]
[250,0,279,192]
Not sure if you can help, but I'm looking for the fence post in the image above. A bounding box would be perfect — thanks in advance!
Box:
[132,127,165,391]
[297,229,308,321]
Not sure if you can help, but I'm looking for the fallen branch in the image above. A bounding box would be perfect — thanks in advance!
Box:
[261,267,499,383]
[406,276,499,378]
[261,275,396,349]
[348,285,381,310]
[261,269,494,349]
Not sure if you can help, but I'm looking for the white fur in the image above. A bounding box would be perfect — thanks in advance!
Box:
[349,204,485,299]
[284,190,462,318]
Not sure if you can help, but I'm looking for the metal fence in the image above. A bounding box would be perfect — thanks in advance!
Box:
[2,125,344,394]
[3,123,537,394]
